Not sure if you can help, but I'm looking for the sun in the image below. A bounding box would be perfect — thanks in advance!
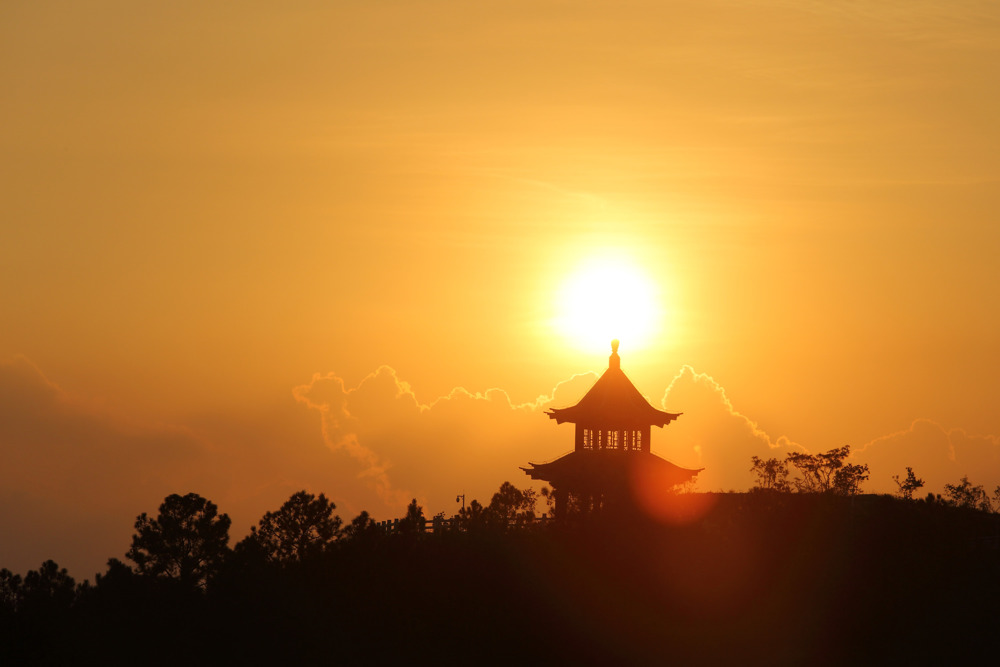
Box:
[553,256,663,353]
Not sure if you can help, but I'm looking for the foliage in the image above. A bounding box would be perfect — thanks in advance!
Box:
[749,456,790,492]
[455,499,489,531]
[0,568,22,614]
[20,560,77,615]
[487,481,538,528]
[944,476,993,512]
[126,492,231,588]
[342,510,382,542]
[9,491,1000,664]
[431,511,448,533]
[785,446,845,493]
[93,558,136,592]
[540,486,555,514]
[784,446,869,495]
[833,462,870,496]
[241,491,342,563]
[538,487,592,520]
[398,498,426,535]
[893,467,926,500]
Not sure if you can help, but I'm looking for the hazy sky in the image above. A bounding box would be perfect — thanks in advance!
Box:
[3,1,999,577]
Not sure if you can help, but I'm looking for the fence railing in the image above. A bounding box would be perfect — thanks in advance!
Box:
[376,513,551,534]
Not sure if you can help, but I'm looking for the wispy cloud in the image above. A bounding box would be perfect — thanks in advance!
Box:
[5,355,999,580]
[853,418,1000,495]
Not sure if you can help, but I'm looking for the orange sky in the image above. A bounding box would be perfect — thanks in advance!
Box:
[2,1,999,577]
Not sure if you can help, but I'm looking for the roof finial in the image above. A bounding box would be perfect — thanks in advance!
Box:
[609,339,621,369]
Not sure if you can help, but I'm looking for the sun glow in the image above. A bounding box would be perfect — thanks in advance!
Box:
[553,257,663,353]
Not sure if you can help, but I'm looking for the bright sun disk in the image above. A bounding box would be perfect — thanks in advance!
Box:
[554,258,662,353]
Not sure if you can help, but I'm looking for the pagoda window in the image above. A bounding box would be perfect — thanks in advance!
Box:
[636,430,642,451]
[609,431,619,450]
[583,429,594,450]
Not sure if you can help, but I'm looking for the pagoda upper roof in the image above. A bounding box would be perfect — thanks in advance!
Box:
[546,341,680,429]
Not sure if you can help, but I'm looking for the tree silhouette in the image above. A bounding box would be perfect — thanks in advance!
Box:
[342,510,382,542]
[893,467,925,500]
[20,560,77,614]
[456,499,489,531]
[9,487,1000,664]
[749,456,790,492]
[944,476,992,512]
[398,498,426,535]
[92,558,137,595]
[0,568,22,615]
[832,462,870,496]
[488,481,538,527]
[242,490,342,563]
[785,446,868,495]
[126,492,231,588]
[540,486,555,514]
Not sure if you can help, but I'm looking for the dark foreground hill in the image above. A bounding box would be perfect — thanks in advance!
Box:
[5,492,1000,665]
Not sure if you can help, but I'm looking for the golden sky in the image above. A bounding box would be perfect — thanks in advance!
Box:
[2,1,999,577]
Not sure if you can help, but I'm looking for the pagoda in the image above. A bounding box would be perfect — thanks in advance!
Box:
[522,340,701,515]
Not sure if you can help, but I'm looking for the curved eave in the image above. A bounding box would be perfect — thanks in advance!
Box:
[544,365,681,428]
[546,407,681,429]
[522,450,702,489]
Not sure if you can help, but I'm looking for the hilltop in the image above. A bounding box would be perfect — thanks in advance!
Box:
[3,491,1000,665]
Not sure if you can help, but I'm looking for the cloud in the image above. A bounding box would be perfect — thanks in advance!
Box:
[291,368,407,507]
[294,362,1000,505]
[656,368,1000,495]
[853,419,1000,496]
[0,356,209,577]
[0,356,363,579]
[290,363,812,508]
[5,354,999,581]
[659,365,803,491]
[291,366,598,517]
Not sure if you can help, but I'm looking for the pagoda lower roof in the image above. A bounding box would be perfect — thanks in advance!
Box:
[521,450,701,491]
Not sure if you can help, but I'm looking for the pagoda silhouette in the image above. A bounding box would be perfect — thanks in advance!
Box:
[522,340,701,515]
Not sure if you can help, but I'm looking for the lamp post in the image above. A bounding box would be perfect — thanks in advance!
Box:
[456,494,465,511]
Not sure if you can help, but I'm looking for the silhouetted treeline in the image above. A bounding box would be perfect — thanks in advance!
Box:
[4,488,1000,665]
